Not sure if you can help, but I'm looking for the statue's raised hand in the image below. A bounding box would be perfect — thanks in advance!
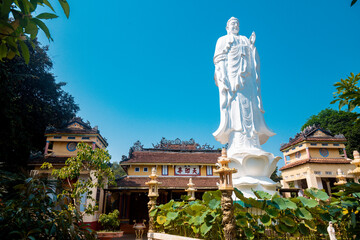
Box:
[250,31,256,45]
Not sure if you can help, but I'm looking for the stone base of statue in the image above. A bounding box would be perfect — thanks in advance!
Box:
[227,133,281,199]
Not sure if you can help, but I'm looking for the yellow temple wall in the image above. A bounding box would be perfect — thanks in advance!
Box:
[282,163,355,183]
[310,148,340,158]
[126,165,214,176]
[288,149,308,162]
[283,142,345,156]
[51,142,78,156]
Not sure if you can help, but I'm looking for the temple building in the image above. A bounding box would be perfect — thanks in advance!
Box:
[279,125,355,195]
[28,117,108,228]
[104,138,220,232]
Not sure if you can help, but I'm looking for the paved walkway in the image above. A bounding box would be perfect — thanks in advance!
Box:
[113,234,145,240]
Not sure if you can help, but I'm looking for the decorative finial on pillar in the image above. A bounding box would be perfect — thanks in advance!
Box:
[146,167,161,197]
[214,148,237,190]
[185,178,197,201]
[335,168,347,186]
[350,150,360,182]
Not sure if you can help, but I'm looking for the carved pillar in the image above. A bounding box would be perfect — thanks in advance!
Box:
[44,141,50,155]
[344,148,348,158]
[146,168,161,233]
[119,192,124,218]
[221,190,236,240]
[164,191,168,203]
[147,196,157,233]
[214,149,237,240]
[306,147,311,159]
[98,189,105,213]
[125,192,131,219]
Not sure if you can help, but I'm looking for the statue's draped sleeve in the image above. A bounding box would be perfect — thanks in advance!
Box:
[213,35,233,64]
[213,35,233,88]
[252,45,264,112]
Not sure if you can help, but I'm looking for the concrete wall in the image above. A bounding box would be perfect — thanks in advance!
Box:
[148,233,201,240]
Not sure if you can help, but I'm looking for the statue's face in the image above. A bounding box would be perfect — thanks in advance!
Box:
[227,20,239,35]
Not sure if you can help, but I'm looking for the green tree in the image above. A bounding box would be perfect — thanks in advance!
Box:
[111,161,126,179]
[301,108,360,158]
[0,39,79,170]
[331,72,360,112]
[41,142,115,215]
[0,0,69,63]
[270,166,282,183]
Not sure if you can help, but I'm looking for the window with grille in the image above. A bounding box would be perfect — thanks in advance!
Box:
[162,165,168,175]
[206,166,213,176]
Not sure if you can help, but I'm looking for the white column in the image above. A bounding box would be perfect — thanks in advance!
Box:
[316,177,324,189]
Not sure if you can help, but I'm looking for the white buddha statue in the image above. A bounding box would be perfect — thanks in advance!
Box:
[213,17,280,198]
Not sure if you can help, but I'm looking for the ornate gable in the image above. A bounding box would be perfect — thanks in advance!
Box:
[310,129,331,138]
[65,117,92,130]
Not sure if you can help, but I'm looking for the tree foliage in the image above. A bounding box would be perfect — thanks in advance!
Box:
[331,73,360,112]
[110,162,126,179]
[270,166,282,183]
[301,108,360,158]
[0,39,79,170]
[0,170,96,240]
[41,142,115,216]
[0,0,70,63]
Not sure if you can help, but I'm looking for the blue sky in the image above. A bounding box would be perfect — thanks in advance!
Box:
[37,0,360,168]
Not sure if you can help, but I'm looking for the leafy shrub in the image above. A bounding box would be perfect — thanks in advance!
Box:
[151,185,360,240]
[99,210,121,231]
[151,191,223,239]
[0,170,95,240]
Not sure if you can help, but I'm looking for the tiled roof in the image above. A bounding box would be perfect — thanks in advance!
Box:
[280,137,346,151]
[280,124,346,151]
[113,176,219,189]
[44,117,108,146]
[45,129,99,134]
[280,158,352,171]
[121,150,220,165]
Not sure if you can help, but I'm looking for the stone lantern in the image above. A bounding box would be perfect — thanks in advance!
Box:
[185,178,197,201]
[145,167,161,233]
[214,148,237,240]
[334,168,347,186]
[350,150,360,183]
[214,148,237,190]
[146,168,161,197]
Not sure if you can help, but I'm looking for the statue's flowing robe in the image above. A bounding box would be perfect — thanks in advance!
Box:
[213,34,274,145]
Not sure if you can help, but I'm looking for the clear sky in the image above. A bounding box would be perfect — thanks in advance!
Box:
[37,0,360,168]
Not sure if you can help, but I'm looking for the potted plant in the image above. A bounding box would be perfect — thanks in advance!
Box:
[97,210,124,240]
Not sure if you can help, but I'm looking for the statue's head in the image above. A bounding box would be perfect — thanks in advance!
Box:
[226,17,239,35]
